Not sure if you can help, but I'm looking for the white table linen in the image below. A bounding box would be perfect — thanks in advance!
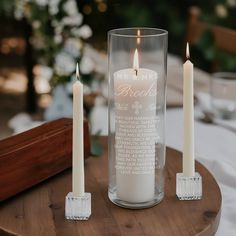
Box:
[166,108,236,235]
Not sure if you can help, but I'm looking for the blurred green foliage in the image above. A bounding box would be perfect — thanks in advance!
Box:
[192,30,236,72]
[0,0,14,16]
[79,0,235,71]
[1,0,236,71]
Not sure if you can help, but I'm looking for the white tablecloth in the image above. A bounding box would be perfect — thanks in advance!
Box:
[166,108,236,235]
[91,105,236,234]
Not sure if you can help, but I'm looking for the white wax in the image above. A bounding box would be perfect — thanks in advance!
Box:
[183,60,195,177]
[72,80,84,196]
[114,68,158,203]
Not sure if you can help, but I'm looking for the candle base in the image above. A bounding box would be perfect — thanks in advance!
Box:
[176,172,202,200]
[65,192,91,220]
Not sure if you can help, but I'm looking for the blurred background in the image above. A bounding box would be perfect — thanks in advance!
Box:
[0,0,235,140]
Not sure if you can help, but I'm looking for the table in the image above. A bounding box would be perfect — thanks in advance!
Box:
[0,137,221,236]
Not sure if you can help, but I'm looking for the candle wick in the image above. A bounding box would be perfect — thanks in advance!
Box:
[135,69,138,76]
[186,53,190,60]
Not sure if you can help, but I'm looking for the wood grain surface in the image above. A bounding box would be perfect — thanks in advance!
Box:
[0,137,221,236]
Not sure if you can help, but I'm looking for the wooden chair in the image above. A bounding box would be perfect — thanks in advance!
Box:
[186,6,236,54]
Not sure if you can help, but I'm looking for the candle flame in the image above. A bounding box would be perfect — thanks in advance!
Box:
[186,42,190,59]
[76,63,80,80]
[133,48,139,76]
[137,29,141,45]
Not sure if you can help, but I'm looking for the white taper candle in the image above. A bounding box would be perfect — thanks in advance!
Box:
[183,43,195,177]
[72,63,84,196]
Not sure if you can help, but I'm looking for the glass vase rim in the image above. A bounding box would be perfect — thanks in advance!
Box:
[108,27,168,38]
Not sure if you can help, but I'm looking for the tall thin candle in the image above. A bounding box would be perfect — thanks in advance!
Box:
[183,43,195,177]
[72,63,84,196]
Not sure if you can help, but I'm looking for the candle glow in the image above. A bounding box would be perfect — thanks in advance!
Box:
[137,29,141,45]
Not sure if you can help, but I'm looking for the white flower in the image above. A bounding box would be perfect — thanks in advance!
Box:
[35,0,48,7]
[83,45,107,74]
[62,14,83,26]
[94,96,106,106]
[215,4,228,18]
[90,99,108,135]
[64,38,82,57]
[55,25,63,35]
[31,36,45,49]
[90,79,100,91]
[14,9,24,20]
[78,25,93,39]
[65,74,76,94]
[101,80,108,98]
[35,76,51,94]
[49,6,59,15]
[63,0,78,16]
[49,0,60,15]
[227,0,236,7]
[54,34,62,44]
[14,0,25,20]
[52,20,59,27]
[73,25,92,39]
[83,84,92,95]
[32,20,41,29]
[8,113,32,130]
[80,56,94,74]
[55,52,75,76]
[40,65,53,81]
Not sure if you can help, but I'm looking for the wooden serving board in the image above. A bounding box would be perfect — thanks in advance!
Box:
[0,137,221,236]
[0,118,90,202]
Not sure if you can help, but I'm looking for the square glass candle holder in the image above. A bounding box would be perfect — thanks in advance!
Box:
[65,192,91,220]
[176,172,202,200]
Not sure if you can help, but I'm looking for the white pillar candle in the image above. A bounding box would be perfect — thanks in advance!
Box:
[72,64,84,197]
[114,49,158,203]
[183,43,195,177]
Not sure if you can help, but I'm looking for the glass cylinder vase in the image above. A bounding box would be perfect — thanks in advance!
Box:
[108,28,168,209]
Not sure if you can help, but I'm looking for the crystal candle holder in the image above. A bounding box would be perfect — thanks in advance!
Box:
[65,192,91,220]
[176,172,202,200]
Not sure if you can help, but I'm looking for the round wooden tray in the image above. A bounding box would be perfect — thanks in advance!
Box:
[0,137,221,236]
